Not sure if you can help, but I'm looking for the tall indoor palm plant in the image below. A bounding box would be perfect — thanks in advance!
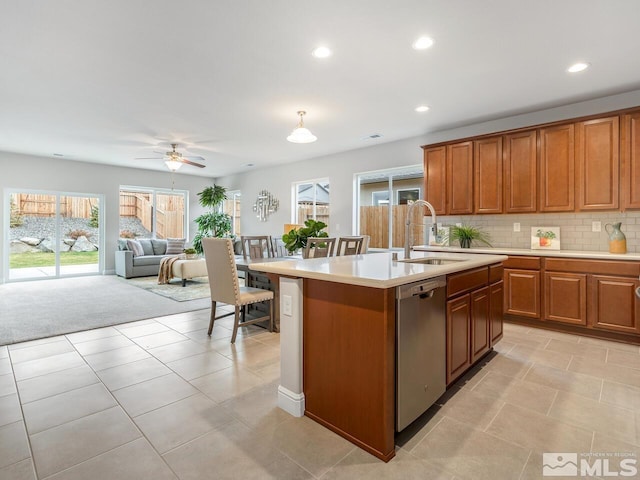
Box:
[192,184,232,254]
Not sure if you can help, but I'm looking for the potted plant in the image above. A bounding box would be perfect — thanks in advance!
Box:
[192,184,232,254]
[535,229,556,247]
[449,224,492,248]
[282,219,328,256]
[183,247,198,259]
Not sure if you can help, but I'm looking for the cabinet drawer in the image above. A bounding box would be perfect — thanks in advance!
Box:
[502,256,541,270]
[544,258,640,277]
[447,267,488,298]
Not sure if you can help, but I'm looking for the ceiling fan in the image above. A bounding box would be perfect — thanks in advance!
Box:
[135,143,206,171]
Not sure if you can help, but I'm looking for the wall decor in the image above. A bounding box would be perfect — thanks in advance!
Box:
[531,226,561,250]
[253,189,279,222]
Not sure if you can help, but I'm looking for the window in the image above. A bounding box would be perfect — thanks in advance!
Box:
[119,187,188,239]
[356,166,424,249]
[293,179,330,227]
[223,191,241,236]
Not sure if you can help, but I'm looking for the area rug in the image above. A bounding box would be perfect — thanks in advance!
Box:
[0,275,210,345]
[125,276,210,302]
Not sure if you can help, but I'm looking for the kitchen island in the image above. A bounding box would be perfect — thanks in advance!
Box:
[250,250,507,461]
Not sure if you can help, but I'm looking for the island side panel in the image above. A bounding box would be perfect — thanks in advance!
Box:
[303,278,396,462]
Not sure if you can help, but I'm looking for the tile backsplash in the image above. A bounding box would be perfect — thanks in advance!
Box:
[439,211,640,253]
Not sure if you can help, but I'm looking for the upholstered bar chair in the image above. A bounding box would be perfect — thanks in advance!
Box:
[241,235,274,259]
[336,236,364,256]
[202,238,274,343]
[304,237,336,258]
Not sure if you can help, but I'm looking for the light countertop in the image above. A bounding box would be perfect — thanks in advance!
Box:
[248,251,507,289]
[413,245,640,261]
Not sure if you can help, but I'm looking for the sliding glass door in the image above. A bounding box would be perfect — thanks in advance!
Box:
[6,190,103,281]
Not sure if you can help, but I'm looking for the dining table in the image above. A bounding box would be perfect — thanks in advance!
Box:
[235,255,300,332]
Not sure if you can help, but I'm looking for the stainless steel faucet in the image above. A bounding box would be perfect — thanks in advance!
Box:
[404,199,437,259]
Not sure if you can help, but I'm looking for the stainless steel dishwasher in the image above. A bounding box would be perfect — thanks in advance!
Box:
[396,276,446,431]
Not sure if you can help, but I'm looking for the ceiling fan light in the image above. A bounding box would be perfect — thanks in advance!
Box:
[287,111,317,143]
[165,159,182,171]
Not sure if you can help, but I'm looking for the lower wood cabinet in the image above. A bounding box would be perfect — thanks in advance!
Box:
[446,295,471,385]
[490,280,504,345]
[504,255,640,343]
[589,275,640,334]
[504,268,540,318]
[544,272,587,325]
[446,265,503,385]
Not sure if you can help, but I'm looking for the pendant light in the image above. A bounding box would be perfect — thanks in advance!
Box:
[287,111,317,143]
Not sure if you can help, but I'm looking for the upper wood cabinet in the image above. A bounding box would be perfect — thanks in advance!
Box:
[539,124,575,212]
[423,146,447,214]
[474,136,503,214]
[622,111,640,210]
[504,130,537,213]
[576,116,619,210]
[447,142,474,215]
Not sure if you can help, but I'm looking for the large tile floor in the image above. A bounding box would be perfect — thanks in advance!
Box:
[1,312,639,479]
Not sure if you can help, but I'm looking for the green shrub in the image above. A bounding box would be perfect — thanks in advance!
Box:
[9,198,23,228]
[89,205,99,228]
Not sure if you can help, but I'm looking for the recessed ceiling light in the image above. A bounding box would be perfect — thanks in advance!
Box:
[415,105,430,113]
[567,62,590,73]
[245,163,254,167]
[412,36,434,50]
[53,153,64,157]
[312,46,332,58]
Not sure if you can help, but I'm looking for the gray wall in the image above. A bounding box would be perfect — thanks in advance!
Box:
[0,152,215,281]
[219,89,640,241]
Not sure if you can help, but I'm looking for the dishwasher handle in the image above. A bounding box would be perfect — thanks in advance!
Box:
[397,276,446,300]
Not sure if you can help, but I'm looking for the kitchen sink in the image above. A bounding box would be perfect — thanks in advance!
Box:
[399,257,464,265]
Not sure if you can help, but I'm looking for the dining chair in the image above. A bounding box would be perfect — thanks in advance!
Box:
[241,235,274,259]
[304,237,336,258]
[336,236,364,256]
[202,237,274,343]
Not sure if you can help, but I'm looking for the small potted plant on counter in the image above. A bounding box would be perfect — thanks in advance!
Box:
[449,224,492,248]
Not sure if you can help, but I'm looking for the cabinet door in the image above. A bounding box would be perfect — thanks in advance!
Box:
[576,116,620,210]
[447,141,474,214]
[504,130,537,213]
[539,124,575,212]
[589,275,640,334]
[490,280,504,345]
[471,286,490,363]
[544,272,587,325]
[446,294,471,385]
[504,268,540,318]
[474,137,503,214]
[423,146,447,214]
[621,111,640,210]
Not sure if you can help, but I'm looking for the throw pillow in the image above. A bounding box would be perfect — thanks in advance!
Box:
[165,238,186,255]
[138,239,154,256]
[126,239,144,257]
[117,239,128,251]
[151,239,167,255]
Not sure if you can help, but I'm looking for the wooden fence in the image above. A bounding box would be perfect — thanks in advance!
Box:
[360,204,426,248]
[13,192,184,238]
[13,194,97,218]
[296,205,330,227]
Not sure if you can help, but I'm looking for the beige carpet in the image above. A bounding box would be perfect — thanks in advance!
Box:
[125,276,210,302]
[0,275,210,345]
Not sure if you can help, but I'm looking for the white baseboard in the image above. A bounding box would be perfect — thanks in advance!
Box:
[278,385,305,417]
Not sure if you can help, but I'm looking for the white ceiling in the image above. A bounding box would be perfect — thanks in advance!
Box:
[2,1,640,178]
